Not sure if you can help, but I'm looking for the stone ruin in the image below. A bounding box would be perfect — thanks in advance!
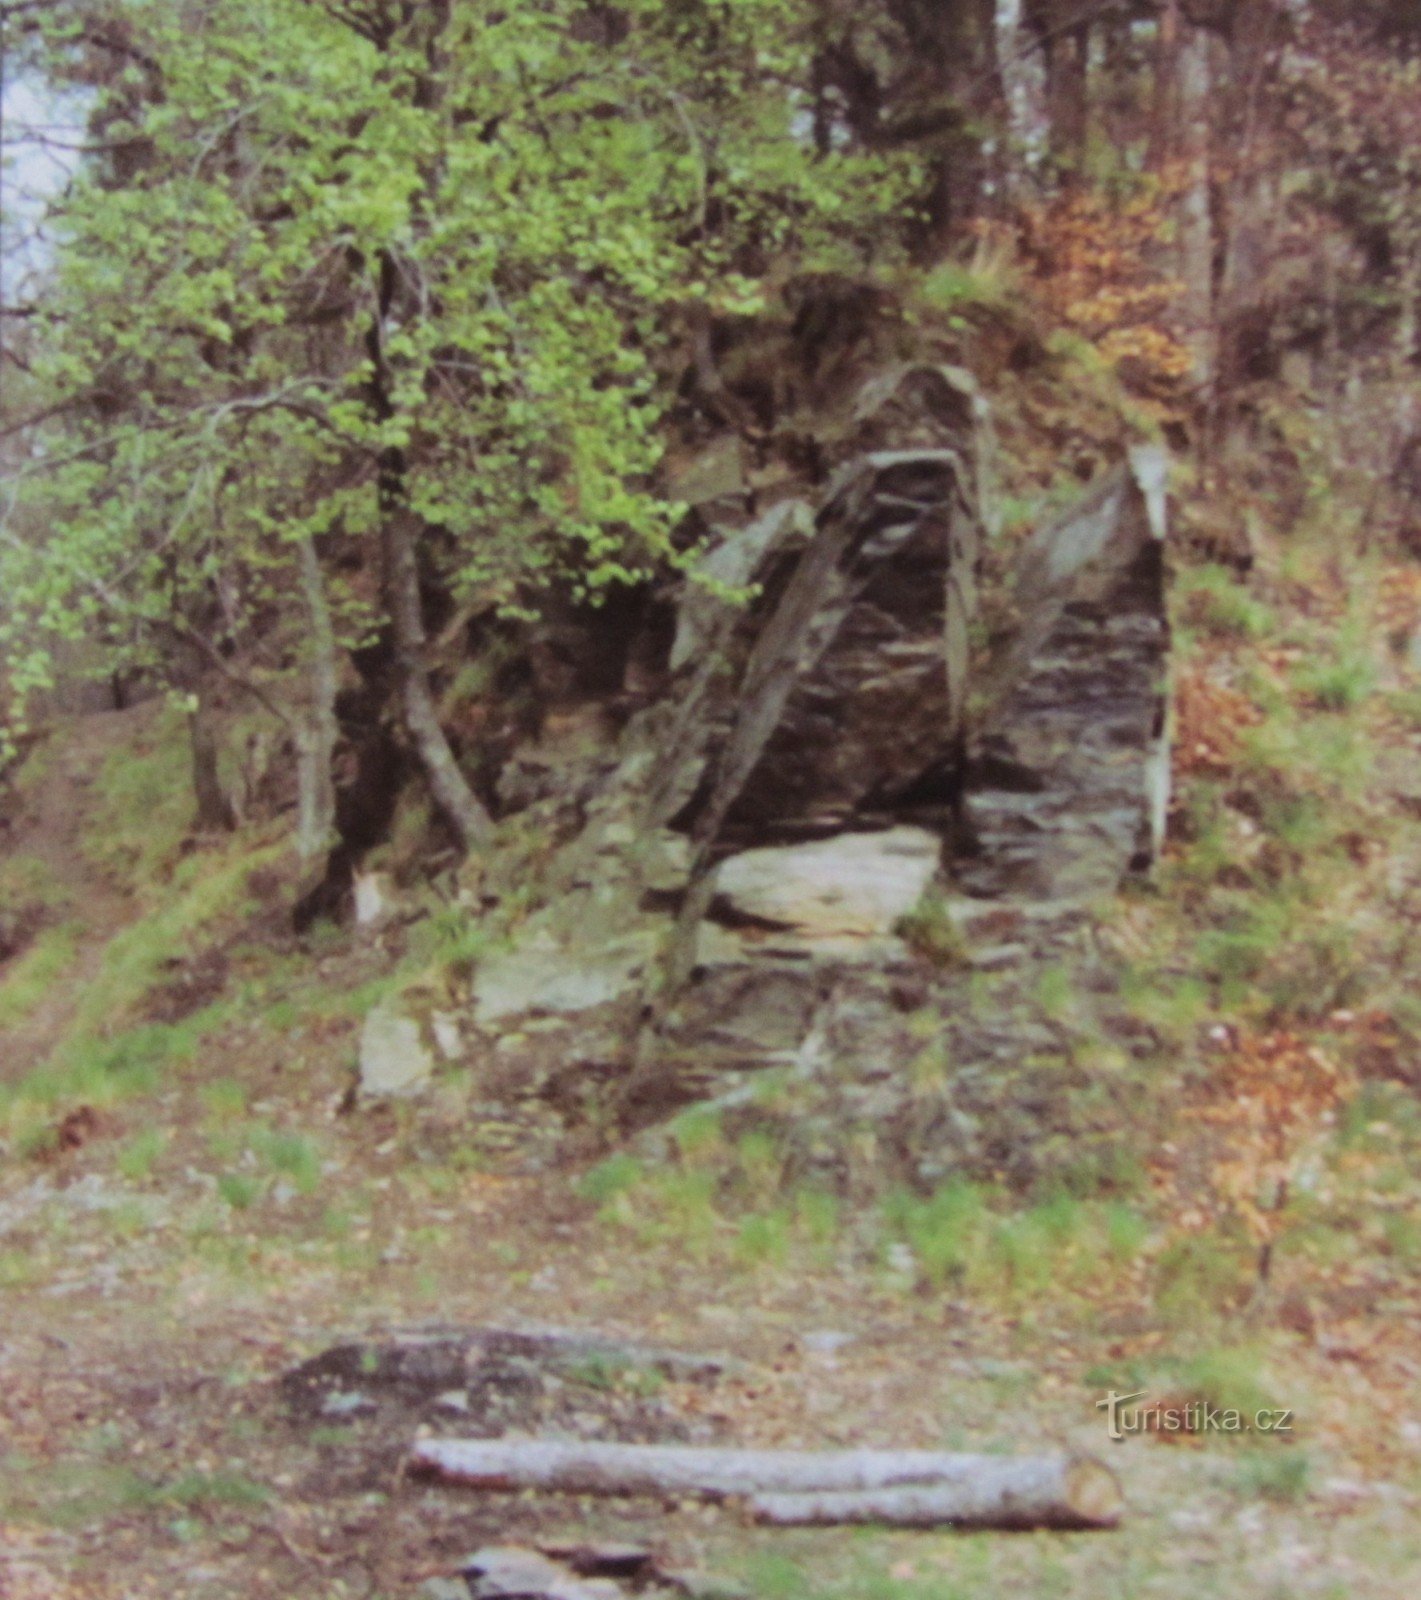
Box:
[362,366,1173,1171]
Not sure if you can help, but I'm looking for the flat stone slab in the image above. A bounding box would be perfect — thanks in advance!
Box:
[472,931,661,1023]
[712,827,941,940]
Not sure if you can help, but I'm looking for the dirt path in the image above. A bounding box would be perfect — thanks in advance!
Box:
[2,1164,1420,1600]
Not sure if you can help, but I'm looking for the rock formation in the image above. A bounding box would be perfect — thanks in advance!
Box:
[379,376,1173,1178]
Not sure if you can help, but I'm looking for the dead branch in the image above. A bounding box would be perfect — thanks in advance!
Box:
[749,1454,1124,1530]
[407,1437,1123,1529]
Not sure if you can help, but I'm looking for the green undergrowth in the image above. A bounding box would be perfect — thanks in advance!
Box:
[0,1448,270,1533]
[0,922,83,1033]
[1152,549,1408,1034]
[581,1114,1167,1320]
[79,703,199,886]
[1175,563,1277,643]
[0,850,75,918]
[1,724,294,1136]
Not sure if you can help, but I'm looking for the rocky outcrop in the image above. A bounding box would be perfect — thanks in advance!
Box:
[957,445,1171,904]
[638,449,982,853]
[358,374,1173,1180]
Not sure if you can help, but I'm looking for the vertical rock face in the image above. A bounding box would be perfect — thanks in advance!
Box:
[718,454,979,841]
[639,366,988,854]
[957,446,1171,903]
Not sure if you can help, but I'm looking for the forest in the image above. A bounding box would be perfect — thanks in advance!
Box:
[3,3,1421,1597]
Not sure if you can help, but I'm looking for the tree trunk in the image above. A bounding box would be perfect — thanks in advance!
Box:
[1153,1,1216,397]
[408,1438,1122,1529]
[924,0,1004,245]
[294,532,339,865]
[749,1457,1122,1529]
[188,682,235,833]
[351,10,491,859]
[996,0,1049,186]
[1175,23,1216,394]
[1030,1,1090,177]
[1150,0,1184,168]
[1048,26,1089,174]
[365,246,493,857]
[381,497,492,853]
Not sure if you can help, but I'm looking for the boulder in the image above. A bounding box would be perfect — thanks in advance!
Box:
[358,1000,436,1097]
[452,386,1175,1184]
[718,452,979,839]
[352,869,395,927]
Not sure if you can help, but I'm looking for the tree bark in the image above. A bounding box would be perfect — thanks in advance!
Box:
[750,1455,1123,1529]
[187,681,235,833]
[1150,0,1184,168]
[996,0,1050,186]
[1152,1,1216,397]
[366,251,493,856]
[347,7,491,859]
[1175,23,1215,390]
[1029,1,1090,177]
[408,1437,1123,1529]
[294,532,339,865]
[381,497,493,853]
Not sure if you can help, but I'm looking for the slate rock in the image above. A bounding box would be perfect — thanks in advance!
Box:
[471,929,661,1024]
[959,445,1171,902]
[712,827,941,941]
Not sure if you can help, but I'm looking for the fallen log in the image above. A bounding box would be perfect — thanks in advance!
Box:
[408,1438,1122,1528]
[750,1454,1123,1530]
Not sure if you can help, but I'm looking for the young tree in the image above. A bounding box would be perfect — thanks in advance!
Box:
[1,0,915,851]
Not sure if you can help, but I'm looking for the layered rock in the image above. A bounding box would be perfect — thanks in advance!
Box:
[357,378,1174,1177]
[957,445,1171,903]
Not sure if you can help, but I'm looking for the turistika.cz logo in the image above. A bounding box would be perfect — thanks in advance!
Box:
[1096,1390,1294,1441]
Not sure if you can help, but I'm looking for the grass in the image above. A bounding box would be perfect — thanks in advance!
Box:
[1175,564,1275,642]
[80,704,195,885]
[249,1125,323,1193]
[1170,1343,1280,1421]
[0,921,82,1032]
[201,1077,249,1120]
[0,832,288,1134]
[564,1352,667,1398]
[116,1127,167,1182]
[0,851,75,917]
[879,1182,1153,1305]
[0,1249,40,1288]
[1233,1449,1313,1502]
[417,900,502,972]
[895,888,969,968]
[5,1011,222,1118]
[882,1180,988,1288]
[216,1172,263,1211]
[735,1206,793,1268]
[1152,1231,1256,1327]
[69,844,272,1042]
